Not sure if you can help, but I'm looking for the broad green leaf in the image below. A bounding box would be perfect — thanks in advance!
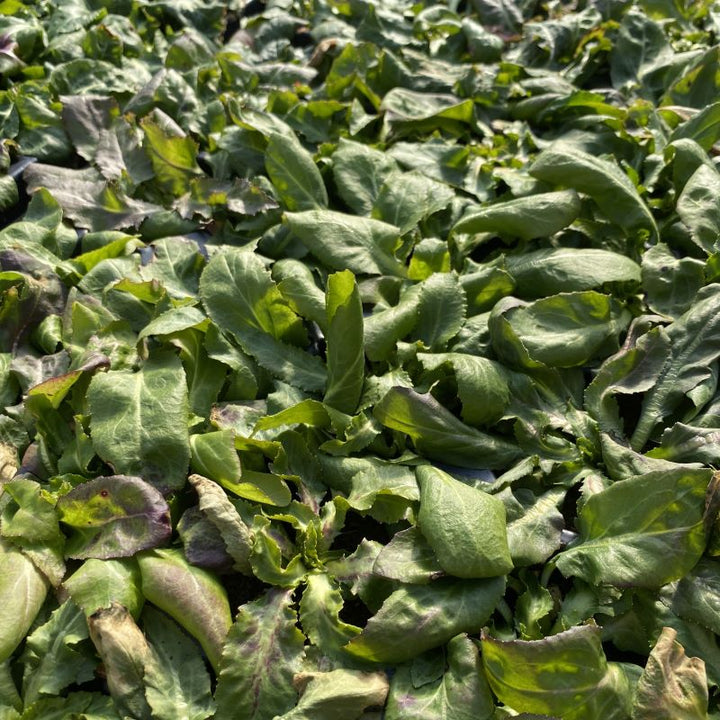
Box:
[556,468,714,587]
[344,577,505,664]
[646,422,720,464]
[676,164,720,254]
[137,549,232,671]
[373,527,444,584]
[57,475,171,559]
[142,606,215,720]
[631,627,708,719]
[88,603,154,720]
[136,306,207,341]
[324,270,364,414]
[482,625,635,720]
[631,285,720,450]
[299,572,361,659]
[452,190,581,241]
[505,488,565,567]
[199,249,306,344]
[374,386,522,469]
[60,94,118,163]
[417,465,512,579]
[250,517,306,587]
[87,352,190,492]
[380,88,474,137]
[274,259,327,329]
[670,101,720,151]
[265,131,328,211]
[641,243,705,318]
[12,692,119,720]
[235,326,327,393]
[332,138,398,215]
[505,248,641,298]
[415,272,466,350]
[372,171,455,234]
[141,118,202,196]
[278,669,389,720]
[609,9,672,96]
[190,430,242,488]
[21,600,95,707]
[417,352,510,427]
[385,634,495,720]
[214,588,305,720]
[670,559,720,635]
[490,292,630,369]
[0,538,48,662]
[286,210,405,277]
[530,145,658,239]
[230,468,292,507]
[364,284,422,361]
[585,323,671,435]
[64,558,143,618]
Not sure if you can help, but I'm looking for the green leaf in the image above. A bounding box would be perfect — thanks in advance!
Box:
[415,273,466,350]
[249,517,306,587]
[21,600,95,707]
[505,248,641,298]
[64,558,143,618]
[505,488,565,567]
[585,323,671,436]
[373,527,444,584]
[57,475,171,559]
[0,538,48,662]
[299,572,361,659]
[286,210,405,277]
[214,588,305,720]
[609,9,672,95]
[265,131,328,211]
[190,430,243,488]
[530,145,658,239]
[278,669,389,720]
[631,627,708,720]
[452,190,581,241]
[556,468,714,588]
[324,270,364,414]
[669,101,720,151]
[137,549,232,671]
[141,118,202,196]
[631,285,720,450]
[200,249,306,344]
[482,625,635,720]
[385,634,495,720]
[142,606,215,720]
[364,284,422,361]
[375,386,521,469]
[332,138,398,215]
[641,243,705,318]
[676,164,720,254]
[490,292,630,369]
[417,352,510,427]
[670,559,720,635]
[273,259,327,330]
[417,465,512,579]
[344,577,505,664]
[372,171,455,234]
[87,352,190,492]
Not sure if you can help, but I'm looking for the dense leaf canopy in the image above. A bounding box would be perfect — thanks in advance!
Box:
[1,0,720,717]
